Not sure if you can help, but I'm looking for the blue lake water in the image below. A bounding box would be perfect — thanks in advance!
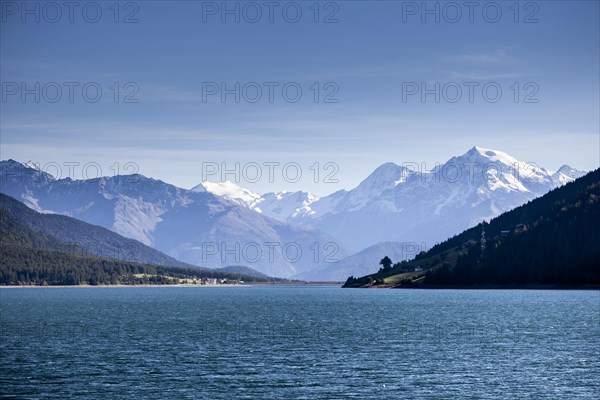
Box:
[1,287,599,399]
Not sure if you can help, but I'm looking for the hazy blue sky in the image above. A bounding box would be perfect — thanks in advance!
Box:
[1,0,599,195]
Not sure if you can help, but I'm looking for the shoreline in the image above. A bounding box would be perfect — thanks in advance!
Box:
[0,284,242,289]
[0,282,343,289]
[3,283,598,289]
[344,284,600,290]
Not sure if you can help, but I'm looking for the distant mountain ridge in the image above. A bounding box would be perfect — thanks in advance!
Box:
[193,146,584,251]
[0,160,348,278]
[0,193,191,268]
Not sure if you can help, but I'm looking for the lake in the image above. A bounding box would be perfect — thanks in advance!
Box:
[1,287,598,399]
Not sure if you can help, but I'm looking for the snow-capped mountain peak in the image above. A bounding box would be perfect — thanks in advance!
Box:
[551,164,586,185]
[253,190,320,221]
[358,162,407,188]
[0,160,57,210]
[23,160,42,171]
[334,162,409,212]
[464,145,520,164]
[190,180,320,221]
[444,146,551,186]
[191,180,261,206]
[450,146,528,170]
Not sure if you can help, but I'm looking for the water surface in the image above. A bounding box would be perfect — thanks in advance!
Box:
[1,287,598,399]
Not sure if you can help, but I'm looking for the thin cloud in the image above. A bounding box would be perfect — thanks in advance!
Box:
[448,48,514,65]
[445,71,525,80]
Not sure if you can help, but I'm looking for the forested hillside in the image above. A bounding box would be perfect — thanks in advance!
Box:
[0,193,191,268]
[0,195,277,285]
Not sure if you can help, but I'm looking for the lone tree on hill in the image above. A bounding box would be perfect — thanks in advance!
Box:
[379,256,393,272]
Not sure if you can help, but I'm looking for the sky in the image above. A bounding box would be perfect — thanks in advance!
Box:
[1,0,599,195]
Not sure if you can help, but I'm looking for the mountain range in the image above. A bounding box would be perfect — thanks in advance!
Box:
[344,167,600,288]
[0,146,585,280]
[0,160,346,278]
[190,146,584,252]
